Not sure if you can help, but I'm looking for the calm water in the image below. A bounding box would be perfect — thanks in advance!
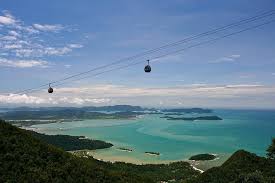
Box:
[31,109,275,169]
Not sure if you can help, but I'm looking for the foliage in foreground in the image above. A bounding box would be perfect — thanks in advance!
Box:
[1,118,275,183]
[186,149,275,183]
[0,119,198,183]
[267,138,275,160]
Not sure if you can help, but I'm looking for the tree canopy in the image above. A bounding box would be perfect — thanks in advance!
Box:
[267,138,275,160]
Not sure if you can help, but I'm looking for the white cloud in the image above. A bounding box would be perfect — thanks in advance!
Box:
[1,84,275,108]
[0,94,110,106]
[0,10,82,60]
[14,49,34,57]
[53,84,275,98]
[1,35,17,41]
[33,23,64,32]
[64,64,72,68]
[44,47,72,56]
[0,58,49,68]
[15,25,39,34]
[0,11,16,25]
[9,30,20,37]
[13,46,73,57]
[4,44,22,49]
[239,74,255,79]
[231,54,241,58]
[210,54,241,63]
[68,44,83,48]
[0,94,49,105]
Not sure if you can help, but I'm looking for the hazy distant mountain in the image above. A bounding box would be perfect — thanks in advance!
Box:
[162,108,212,113]
[0,105,146,112]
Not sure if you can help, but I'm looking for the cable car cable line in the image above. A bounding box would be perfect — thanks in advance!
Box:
[13,10,275,94]
[11,10,275,95]
[47,10,275,83]
[19,18,274,95]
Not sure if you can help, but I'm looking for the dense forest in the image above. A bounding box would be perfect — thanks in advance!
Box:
[189,154,216,161]
[162,108,212,113]
[0,105,146,112]
[0,119,198,183]
[0,110,141,120]
[186,150,275,183]
[1,119,274,183]
[0,106,216,122]
[29,131,113,151]
[161,115,222,121]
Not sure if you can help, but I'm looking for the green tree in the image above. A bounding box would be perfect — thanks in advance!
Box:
[235,171,265,183]
[267,138,275,159]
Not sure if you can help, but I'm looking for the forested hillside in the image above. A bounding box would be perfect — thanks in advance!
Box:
[0,119,198,183]
[1,119,274,183]
[187,150,275,183]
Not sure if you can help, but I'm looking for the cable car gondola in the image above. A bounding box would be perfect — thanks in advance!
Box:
[144,60,151,73]
[48,83,53,93]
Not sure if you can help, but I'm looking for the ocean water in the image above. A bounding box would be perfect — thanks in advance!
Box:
[31,109,275,169]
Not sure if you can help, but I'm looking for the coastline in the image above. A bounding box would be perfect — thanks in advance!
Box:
[71,149,211,173]
[16,113,232,172]
[24,123,226,172]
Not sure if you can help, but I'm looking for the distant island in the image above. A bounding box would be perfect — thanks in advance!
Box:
[0,105,217,127]
[117,147,133,152]
[1,110,143,121]
[163,112,183,115]
[0,105,146,112]
[145,151,160,156]
[162,108,212,113]
[189,154,217,161]
[161,115,222,121]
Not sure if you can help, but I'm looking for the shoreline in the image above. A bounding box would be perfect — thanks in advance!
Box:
[25,124,222,172]
[19,120,226,173]
[71,149,206,173]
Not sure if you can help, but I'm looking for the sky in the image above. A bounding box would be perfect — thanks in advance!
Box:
[0,0,275,108]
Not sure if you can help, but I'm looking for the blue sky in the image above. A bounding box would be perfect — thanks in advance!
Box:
[0,0,275,108]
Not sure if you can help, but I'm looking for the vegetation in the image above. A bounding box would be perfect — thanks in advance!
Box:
[162,108,212,113]
[30,131,113,151]
[1,110,142,121]
[0,119,199,183]
[267,138,275,159]
[145,152,160,156]
[187,150,275,183]
[0,105,146,112]
[82,105,145,112]
[189,154,216,161]
[100,161,199,183]
[117,147,133,152]
[161,115,222,121]
[1,118,274,183]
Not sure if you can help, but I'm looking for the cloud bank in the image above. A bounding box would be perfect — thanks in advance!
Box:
[1,84,274,108]
[0,10,83,68]
[0,58,48,68]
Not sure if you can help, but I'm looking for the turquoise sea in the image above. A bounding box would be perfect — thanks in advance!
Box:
[31,109,275,170]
